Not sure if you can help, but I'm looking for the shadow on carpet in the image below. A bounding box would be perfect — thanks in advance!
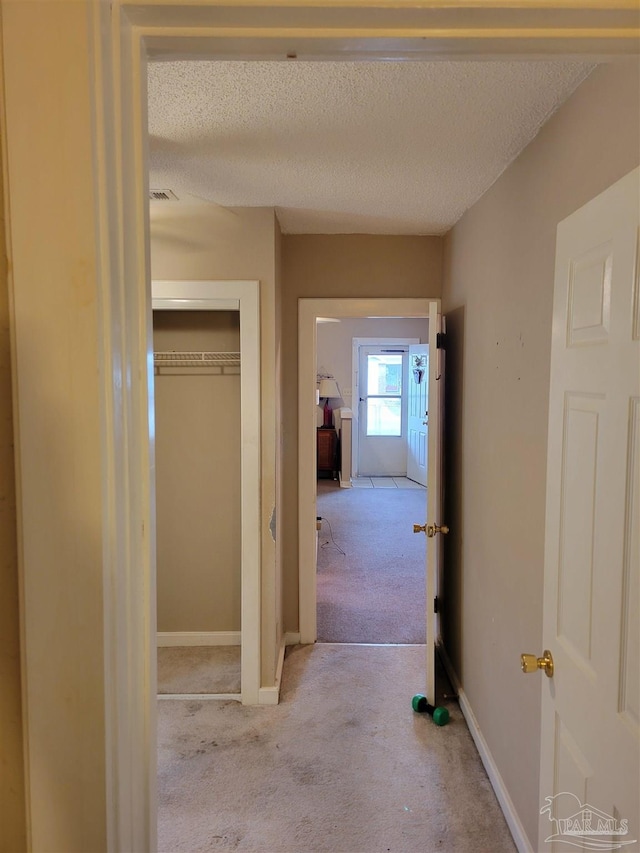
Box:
[157,645,516,853]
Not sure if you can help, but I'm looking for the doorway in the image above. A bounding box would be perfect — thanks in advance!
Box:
[298,298,435,644]
[151,280,261,705]
[316,326,427,644]
[153,307,242,698]
[357,344,408,476]
[354,339,420,478]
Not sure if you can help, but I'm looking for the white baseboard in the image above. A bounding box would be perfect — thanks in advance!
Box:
[438,645,533,853]
[157,693,241,702]
[258,686,279,704]
[284,632,301,646]
[157,631,241,647]
[259,637,287,705]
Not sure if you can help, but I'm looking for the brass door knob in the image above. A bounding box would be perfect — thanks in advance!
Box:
[521,650,554,678]
[413,523,449,537]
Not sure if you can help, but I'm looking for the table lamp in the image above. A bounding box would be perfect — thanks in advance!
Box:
[318,378,340,428]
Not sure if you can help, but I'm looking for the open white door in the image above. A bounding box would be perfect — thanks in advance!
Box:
[407,343,429,486]
[422,302,446,705]
[537,169,639,850]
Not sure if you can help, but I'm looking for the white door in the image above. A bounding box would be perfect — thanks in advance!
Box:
[538,168,639,851]
[424,303,445,704]
[407,344,429,486]
[358,345,408,476]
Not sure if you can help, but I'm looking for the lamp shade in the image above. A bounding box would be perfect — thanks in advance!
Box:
[318,378,340,399]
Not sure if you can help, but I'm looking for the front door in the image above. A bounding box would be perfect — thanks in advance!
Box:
[538,168,639,850]
[357,345,408,476]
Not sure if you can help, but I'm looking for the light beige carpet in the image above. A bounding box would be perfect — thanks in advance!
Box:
[316,482,427,644]
[157,644,516,852]
[158,646,241,694]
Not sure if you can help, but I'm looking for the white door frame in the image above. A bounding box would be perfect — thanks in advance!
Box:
[352,337,420,478]
[151,280,261,705]
[298,298,433,644]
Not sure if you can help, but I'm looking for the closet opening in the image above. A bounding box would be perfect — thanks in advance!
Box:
[152,280,261,705]
[154,307,241,697]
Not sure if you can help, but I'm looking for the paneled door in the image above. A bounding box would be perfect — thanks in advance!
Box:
[407,343,429,487]
[537,168,639,851]
[357,345,409,476]
[424,304,445,704]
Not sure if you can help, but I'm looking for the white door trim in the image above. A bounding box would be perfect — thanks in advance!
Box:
[151,280,261,706]
[298,298,433,644]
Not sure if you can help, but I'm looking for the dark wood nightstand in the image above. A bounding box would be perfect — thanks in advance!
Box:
[317,428,338,479]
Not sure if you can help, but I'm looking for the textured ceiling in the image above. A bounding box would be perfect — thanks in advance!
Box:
[147,60,593,235]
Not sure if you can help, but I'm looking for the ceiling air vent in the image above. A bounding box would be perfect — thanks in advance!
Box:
[149,188,178,201]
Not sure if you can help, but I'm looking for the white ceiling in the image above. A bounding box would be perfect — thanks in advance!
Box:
[147,60,593,236]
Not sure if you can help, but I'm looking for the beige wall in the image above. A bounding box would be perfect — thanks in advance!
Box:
[281,236,442,630]
[153,311,241,633]
[0,72,27,851]
[151,206,281,683]
[442,59,640,847]
[2,4,110,848]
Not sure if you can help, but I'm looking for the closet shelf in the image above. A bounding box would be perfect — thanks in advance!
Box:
[154,351,241,374]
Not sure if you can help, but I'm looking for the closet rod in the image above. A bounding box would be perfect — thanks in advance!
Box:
[154,351,241,368]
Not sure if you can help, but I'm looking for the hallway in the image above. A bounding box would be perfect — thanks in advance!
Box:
[157,644,515,852]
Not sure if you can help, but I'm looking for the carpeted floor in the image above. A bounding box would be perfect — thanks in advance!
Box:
[316,482,427,643]
[158,646,241,694]
[157,643,516,853]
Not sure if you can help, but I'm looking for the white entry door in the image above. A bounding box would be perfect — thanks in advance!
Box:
[358,345,408,476]
[407,343,429,486]
[537,168,639,850]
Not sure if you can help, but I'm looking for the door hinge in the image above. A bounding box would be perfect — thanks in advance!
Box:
[434,596,439,613]
[436,332,446,350]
